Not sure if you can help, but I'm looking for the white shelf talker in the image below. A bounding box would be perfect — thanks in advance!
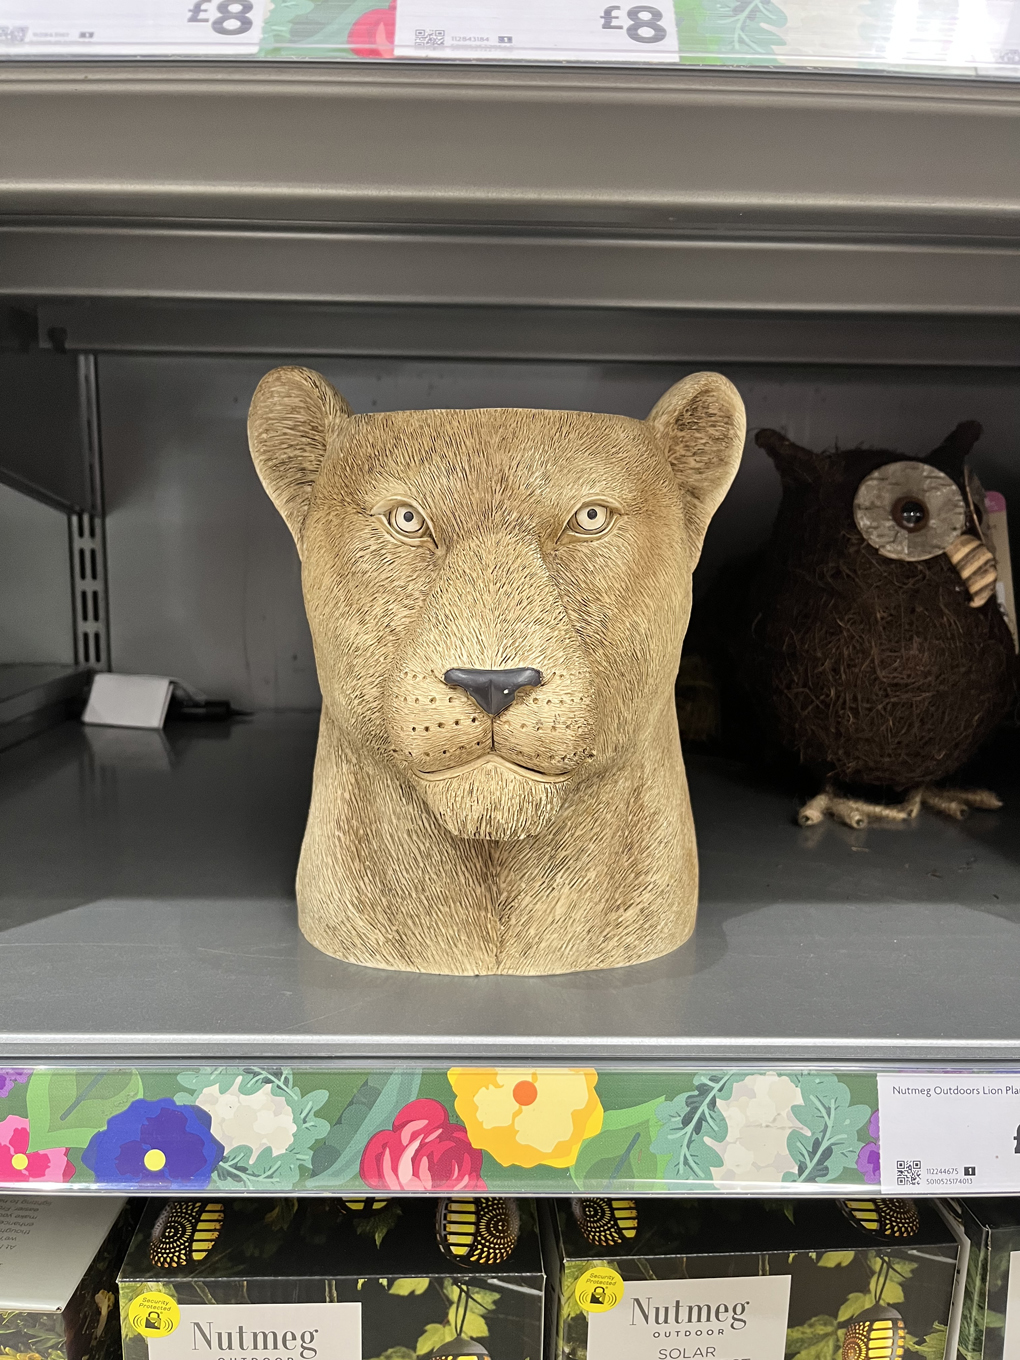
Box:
[879,1074,1020,1195]
[82,673,175,729]
[0,0,268,54]
[82,673,207,729]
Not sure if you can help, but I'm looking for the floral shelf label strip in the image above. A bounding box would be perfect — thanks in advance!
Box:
[0,1065,891,1192]
[21,1064,1016,1196]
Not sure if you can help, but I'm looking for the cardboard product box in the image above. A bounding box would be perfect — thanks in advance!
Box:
[118,1197,543,1360]
[940,1199,1020,1360]
[544,1197,959,1360]
[0,1195,135,1360]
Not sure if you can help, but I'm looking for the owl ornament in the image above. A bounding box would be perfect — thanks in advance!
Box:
[748,421,1016,827]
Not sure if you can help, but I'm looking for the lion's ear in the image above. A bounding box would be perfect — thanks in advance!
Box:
[248,366,353,550]
[646,372,745,549]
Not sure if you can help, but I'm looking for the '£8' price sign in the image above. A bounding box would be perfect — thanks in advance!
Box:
[599,3,668,42]
[187,0,255,35]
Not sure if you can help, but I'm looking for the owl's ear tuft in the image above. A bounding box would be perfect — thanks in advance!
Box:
[927,420,982,482]
[755,428,822,486]
[248,366,353,550]
[647,372,745,549]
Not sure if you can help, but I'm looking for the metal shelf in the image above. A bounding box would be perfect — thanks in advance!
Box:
[1,60,1019,1196]
[1,712,1018,1068]
[26,301,1020,366]
[1,64,1019,314]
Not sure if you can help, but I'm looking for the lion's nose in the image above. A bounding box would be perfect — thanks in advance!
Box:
[443,667,542,717]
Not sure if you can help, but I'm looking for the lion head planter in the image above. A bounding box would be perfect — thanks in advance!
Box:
[248,367,744,975]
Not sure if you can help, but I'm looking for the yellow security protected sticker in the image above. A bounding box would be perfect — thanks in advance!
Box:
[575,1266,625,1312]
[129,1292,181,1337]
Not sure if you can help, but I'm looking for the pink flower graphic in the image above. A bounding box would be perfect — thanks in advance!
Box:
[347,0,395,59]
[0,1116,74,1183]
[360,1098,485,1192]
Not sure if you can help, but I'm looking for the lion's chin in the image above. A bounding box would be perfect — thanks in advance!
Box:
[413,759,569,840]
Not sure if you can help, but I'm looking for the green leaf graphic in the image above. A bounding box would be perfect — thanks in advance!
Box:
[261,0,317,46]
[570,1097,664,1190]
[785,1073,870,1183]
[907,1324,948,1360]
[675,0,785,62]
[837,1293,873,1323]
[866,1252,916,1308]
[353,1202,402,1248]
[651,1071,738,1180]
[26,1069,142,1151]
[722,0,786,53]
[260,0,386,57]
[831,1254,917,1330]
[308,1069,421,1186]
[212,1144,303,1190]
[389,1279,431,1296]
[787,1315,840,1357]
[440,1281,498,1341]
[818,1252,856,1268]
[789,1332,841,1360]
[416,1324,451,1355]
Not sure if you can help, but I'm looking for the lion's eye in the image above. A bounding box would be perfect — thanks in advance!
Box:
[388,504,428,537]
[570,504,611,535]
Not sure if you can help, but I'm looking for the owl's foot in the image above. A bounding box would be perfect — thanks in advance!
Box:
[798,784,1002,828]
[915,785,1002,820]
[798,787,918,829]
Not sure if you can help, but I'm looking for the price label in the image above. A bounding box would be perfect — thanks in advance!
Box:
[394,0,679,62]
[878,1073,1020,1194]
[0,0,267,54]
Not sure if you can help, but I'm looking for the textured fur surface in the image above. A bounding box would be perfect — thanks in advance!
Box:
[249,368,744,975]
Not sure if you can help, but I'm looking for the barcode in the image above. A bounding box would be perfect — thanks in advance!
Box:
[414,27,445,45]
[0,25,28,41]
[897,1159,922,1187]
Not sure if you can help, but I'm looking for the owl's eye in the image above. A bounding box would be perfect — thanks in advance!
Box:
[893,497,929,532]
[388,504,429,538]
[570,504,612,535]
[853,461,966,562]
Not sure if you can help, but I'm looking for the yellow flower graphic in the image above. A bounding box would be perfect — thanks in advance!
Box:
[448,1067,603,1168]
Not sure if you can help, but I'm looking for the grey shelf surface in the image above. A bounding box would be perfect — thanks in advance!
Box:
[1,711,1019,1067]
[1,64,1019,315]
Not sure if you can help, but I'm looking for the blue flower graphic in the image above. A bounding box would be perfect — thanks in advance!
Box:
[82,1098,224,1187]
